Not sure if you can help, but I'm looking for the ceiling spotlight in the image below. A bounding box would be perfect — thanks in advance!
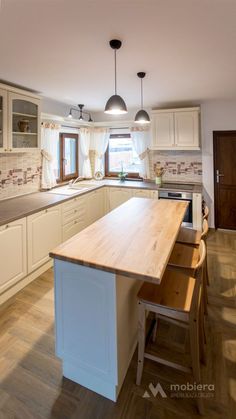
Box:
[104,39,127,115]
[67,104,93,122]
[134,72,150,124]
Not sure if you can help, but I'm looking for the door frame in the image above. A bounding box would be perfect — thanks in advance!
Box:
[213,130,236,229]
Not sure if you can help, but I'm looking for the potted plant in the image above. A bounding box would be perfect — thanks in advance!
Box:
[154,166,165,186]
[118,162,128,182]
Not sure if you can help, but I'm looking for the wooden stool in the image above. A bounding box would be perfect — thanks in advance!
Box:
[169,224,209,314]
[203,205,209,221]
[136,241,206,415]
[176,218,209,247]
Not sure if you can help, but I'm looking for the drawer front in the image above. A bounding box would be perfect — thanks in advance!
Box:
[62,207,80,225]
[62,196,82,212]
[62,219,84,241]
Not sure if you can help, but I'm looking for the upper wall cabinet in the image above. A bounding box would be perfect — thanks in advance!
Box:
[0,83,41,153]
[0,88,8,151]
[150,107,200,150]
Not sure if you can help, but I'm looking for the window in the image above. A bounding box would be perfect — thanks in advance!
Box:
[57,133,79,182]
[105,134,142,178]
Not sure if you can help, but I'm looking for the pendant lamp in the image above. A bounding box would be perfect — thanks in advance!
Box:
[134,72,150,124]
[104,39,127,115]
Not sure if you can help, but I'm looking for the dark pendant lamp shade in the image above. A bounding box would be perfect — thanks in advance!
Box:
[104,94,127,114]
[135,72,150,124]
[104,39,127,115]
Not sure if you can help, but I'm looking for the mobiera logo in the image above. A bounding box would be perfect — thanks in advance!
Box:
[142,383,167,398]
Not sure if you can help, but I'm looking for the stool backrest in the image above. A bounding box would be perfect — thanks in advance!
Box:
[201,219,209,240]
[195,240,206,273]
[203,205,209,221]
[191,240,206,319]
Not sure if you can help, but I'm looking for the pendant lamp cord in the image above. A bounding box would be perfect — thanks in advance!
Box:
[141,78,143,109]
[114,49,117,94]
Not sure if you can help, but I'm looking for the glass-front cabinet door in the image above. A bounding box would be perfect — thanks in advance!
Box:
[0,88,8,151]
[8,93,40,151]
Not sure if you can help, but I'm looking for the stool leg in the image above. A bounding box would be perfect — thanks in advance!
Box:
[205,255,210,286]
[136,301,146,386]
[190,314,204,415]
[203,263,208,316]
[199,300,206,365]
[152,314,159,343]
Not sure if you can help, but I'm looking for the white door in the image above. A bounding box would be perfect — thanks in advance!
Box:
[109,188,133,211]
[152,112,174,149]
[0,218,27,293]
[0,88,8,152]
[174,111,199,148]
[27,206,62,273]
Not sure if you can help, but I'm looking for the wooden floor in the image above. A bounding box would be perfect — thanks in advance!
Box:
[0,229,236,419]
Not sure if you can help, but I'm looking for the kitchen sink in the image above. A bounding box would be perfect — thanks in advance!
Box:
[46,186,90,196]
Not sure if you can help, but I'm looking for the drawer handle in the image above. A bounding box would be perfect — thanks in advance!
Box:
[45,209,48,213]
[5,224,9,229]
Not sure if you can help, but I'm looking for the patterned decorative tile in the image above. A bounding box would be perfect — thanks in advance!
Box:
[0,151,41,200]
[149,150,202,183]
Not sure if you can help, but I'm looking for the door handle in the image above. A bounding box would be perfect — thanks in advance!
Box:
[216,169,224,183]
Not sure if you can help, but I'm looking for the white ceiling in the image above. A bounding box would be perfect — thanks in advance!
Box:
[0,0,236,112]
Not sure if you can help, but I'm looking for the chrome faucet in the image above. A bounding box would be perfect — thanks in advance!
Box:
[68,176,84,187]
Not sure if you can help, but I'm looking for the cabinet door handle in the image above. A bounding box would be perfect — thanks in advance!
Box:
[5,224,9,229]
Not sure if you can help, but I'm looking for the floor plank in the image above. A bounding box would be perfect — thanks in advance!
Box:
[0,230,236,418]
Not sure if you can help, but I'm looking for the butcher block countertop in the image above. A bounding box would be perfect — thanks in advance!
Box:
[50,198,188,284]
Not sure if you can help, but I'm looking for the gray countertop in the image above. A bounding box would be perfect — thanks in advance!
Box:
[0,180,202,226]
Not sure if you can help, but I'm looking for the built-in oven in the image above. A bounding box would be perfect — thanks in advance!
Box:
[159,191,193,227]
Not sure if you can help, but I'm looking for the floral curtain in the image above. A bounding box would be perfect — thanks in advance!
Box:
[80,128,92,178]
[93,128,110,174]
[130,127,150,179]
[41,122,60,189]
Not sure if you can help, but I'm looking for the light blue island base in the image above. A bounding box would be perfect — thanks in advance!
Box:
[54,259,142,401]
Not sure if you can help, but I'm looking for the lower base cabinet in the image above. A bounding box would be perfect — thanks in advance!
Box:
[87,189,105,224]
[0,185,202,303]
[0,218,27,293]
[108,188,133,211]
[27,206,62,273]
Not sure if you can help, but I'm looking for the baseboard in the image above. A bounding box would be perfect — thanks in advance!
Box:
[0,260,53,306]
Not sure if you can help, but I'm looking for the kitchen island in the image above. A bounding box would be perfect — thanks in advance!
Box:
[50,198,188,401]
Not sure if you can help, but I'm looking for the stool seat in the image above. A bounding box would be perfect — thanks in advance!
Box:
[177,227,201,246]
[168,243,199,271]
[138,270,196,313]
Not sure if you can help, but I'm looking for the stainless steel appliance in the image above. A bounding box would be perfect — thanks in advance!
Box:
[159,190,193,227]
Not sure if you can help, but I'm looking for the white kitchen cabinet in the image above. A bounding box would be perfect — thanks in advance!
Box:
[87,189,105,225]
[151,112,174,149]
[108,188,133,211]
[62,195,88,241]
[151,107,200,150]
[192,193,202,231]
[0,218,27,293]
[0,88,8,152]
[133,189,151,198]
[150,190,159,199]
[27,206,62,273]
[0,83,41,153]
[174,111,199,148]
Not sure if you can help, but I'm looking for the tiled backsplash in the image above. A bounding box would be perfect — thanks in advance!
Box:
[0,151,41,200]
[149,150,202,183]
